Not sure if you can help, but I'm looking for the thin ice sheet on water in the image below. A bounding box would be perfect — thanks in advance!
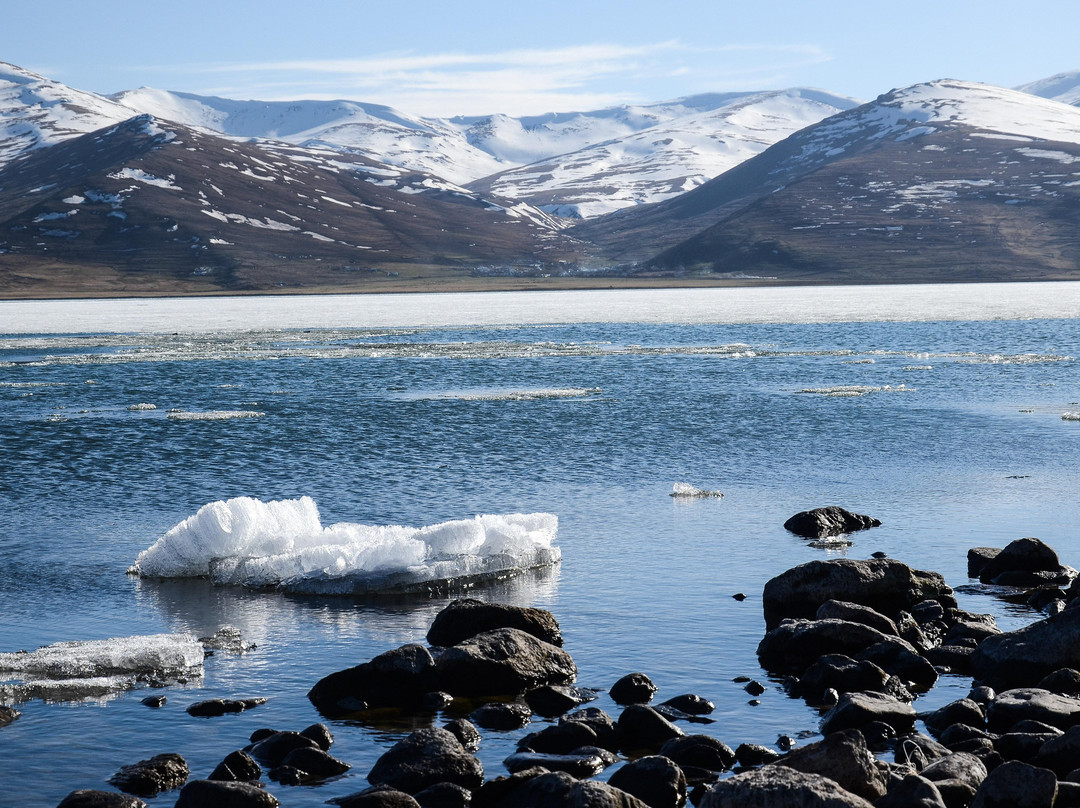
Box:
[130,496,560,595]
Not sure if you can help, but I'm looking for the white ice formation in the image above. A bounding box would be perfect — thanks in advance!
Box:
[670,483,724,499]
[130,496,561,595]
[1063,412,1080,421]
[0,633,204,703]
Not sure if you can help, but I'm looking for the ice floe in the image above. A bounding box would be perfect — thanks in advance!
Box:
[670,483,724,499]
[0,633,204,703]
[796,384,912,397]
[129,496,561,596]
[165,409,264,421]
[1063,412,1080,421]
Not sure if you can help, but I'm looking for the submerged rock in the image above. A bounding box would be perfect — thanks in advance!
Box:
[108,753,189,797]
[187,698,265,717]
[783,507,881,539]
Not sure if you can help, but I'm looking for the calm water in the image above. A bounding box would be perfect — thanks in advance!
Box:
[1,285,1079,807]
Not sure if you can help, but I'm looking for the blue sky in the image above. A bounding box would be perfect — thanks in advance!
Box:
[6,0,1079,117]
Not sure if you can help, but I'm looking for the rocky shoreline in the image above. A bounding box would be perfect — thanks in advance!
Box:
[28,526,1080,807]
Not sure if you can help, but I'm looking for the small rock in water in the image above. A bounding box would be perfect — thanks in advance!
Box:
[56,791,148,808]
[732,593,747,601]
[187,698,265,717]
[0,705,21,726]
[610,672,658,705]
[783,506,881,539]
[744,680,766,696]
[777,734,796,751]
[140,695,166,708]
[659,694,715,715]
[109,753,189,797]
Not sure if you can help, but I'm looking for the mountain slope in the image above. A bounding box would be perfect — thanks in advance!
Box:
[0,115,578,296]
[583,80,1080,282]
[465,89,859,218]
[1016,70,1080,106]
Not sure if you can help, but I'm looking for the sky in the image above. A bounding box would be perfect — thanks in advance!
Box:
[4,0,1080,118]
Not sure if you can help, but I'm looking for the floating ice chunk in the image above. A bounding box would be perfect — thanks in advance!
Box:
[128,402,157,411]
[1063,412,1080,421]
[130,497,560,596]
[0,633,204,703]
[670,483,724,499]
[796,385,911,397]
[165,409,264,420]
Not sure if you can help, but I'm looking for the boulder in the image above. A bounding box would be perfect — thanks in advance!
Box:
[699,764,875,807]
[443,718,481,751]
[1037,669,1080,697]
[762,558,952,630]
[895,733,952,771]
[470,701,532,730]
[524,685,596,717]
[920,752,988,792]
[55,792,147,808]
[308,644,438,714]
[367,728,484,793]
[504,750,609,778]
[173,780,279,807]
[856,639,938,690]
[657,694,714,715]
[248,731,320,767]
[435,628,576,697]
[922,699,986,737]
[757,619,895,674]
[616,705,683,752]
[1033,725,1080,775]
[412,782,472,808]
[0,705,19,727]
[874,774,948,808]
[987,688,1080,732]
[521,721,599,755]
[820,691,917,735]
[773,729,889,801]
[335,785,422,807]
[970,760,1057,808]
[794,654,896,701]
[108,753,189,797]
[426,599,563,648]
[186,698,265,717]
[300,722,334,750]
[280,746,350,779]
[783,507,881,539]
[972,611,1080,690]
[610,673,658,705]
[608,756,686,808]
[209,750,262,782]
[735,743,781,767]
[562,707,620,752]
[816,600,898,635]
[977,538,1074,587]
[478,769,648,808]
[658,735,736,772]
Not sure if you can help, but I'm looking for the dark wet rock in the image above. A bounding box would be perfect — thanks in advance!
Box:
[608,755,686,808]
[699,764,875,807]
[912,600,947,624]
[875,774,948,808]
[56,792,147,808]
[821,691,917,735]
[423,691,455,710]
[334,785,422,807]
[299,722,333,750]
[248,731,320,767]
[968,548,1001,578]
[758,618,895,674]
[1036,668,1080,696]
[658,735,736,772]
[657,694,714,715]
[923,699,986,737]
[436,628,576,697]
[617,704,683,752]
[969,760,1057,807]
[520,721,599,754]
[944,618,1001,646]
[921,752,988,792]
[562,707,620,752]
[735,743,781,767]
[744,680,766,697]
[249,728,277,743]
[795,654,896,701]
[413,782,472,808]
[896,734,952,771]
[923,645,976,675]
[268,765,304,786]
[108,753,188,797]
[368,727,484,793]
[969,686,996,707]
[610,673,658,705]
[280,746,350,778]
[187,698,265,717]
[470,701,532,730]
[997,730,1059,763]
[475,769,648,807]
[504,750,608,778]
[973,610,1080,690]
[174,779,280,807]
[443,718,481,751]
[1057,781,1080,808]
[773,729,889,801]
[1031,724,1080,775]
[524,685,596,717]
[977,538,1075,587]
[931,779,978,808]
[427,599,563,648]
[856,639,938,690]
[783,507,881,539]
[139,695,166,708]
[861,721,897,752]
[209,750,262,782]
[762,558,952,631]
[986,688,1080,732]
[0,704,20,729]
[816,600,898,636]
[654,704,716,725]
[938,723,993,749]
[308,643,438,714]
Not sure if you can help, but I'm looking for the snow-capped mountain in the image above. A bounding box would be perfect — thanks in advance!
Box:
[579,80,1080,282]
[466,89,859,218]
[0,62,134,167]
[1016,70,1080,106]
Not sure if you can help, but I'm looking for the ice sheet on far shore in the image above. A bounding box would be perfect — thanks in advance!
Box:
[130,496,561,596]
[0,633,204,704]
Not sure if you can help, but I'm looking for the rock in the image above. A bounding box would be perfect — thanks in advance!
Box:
[610,673,658,705]
[334,785,422,807]
[977,538,1074,586]
[562,707,620,752]
[758,619,896,674]
[699,764,876,807]
[987,688,1080,732]
[922,699,986,737]
[1032,725,1080,775]
[140,696,165,708]
[762,558,952,631]
[932,779,978,808]
[209,750,262,782]
[108,753,189,797]
[174,780,280,807]
[608,756,686,808]
[299,722,333,750]
[435,628,576,697]
[521,721,599,754]
[367,728,484,793]
[187,698,265,717]
[55,792,147,808]
[895,733,952,771]
[423,691,455,710]
[0,704,20,727]
[1036,669,1080,696]
[427,599,563,648]
[249,728,277,743]
[268,765,304,786]
[920,751,988,792]
[443,718,481,751]
[473,769,649,807]
[412,782,472,808]
[248,731,321,767]
[923,645,976,675]
[997,730,1058,762]
[616,704,683,752]
[524,685,596,717]
[773,729,889,801]
[783,507,881,539]
[470,701,532,730]
[875,774,948,808]
[820,691,917,735]
[736,743,781,767]
[816,600,898,635]
[657,694,714,715]
[280,746,350,778]
[658,735,736,772]
[744,680,766,697]
[968,548,1001,578]
[973,610,1080,690]
[861,721,897,751]
[794,654,895,701]
[308,644,439,714]
[504,750,608,778]
[856,639,938,690]
[970,760,1057,807]
[944,618,1001,645]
